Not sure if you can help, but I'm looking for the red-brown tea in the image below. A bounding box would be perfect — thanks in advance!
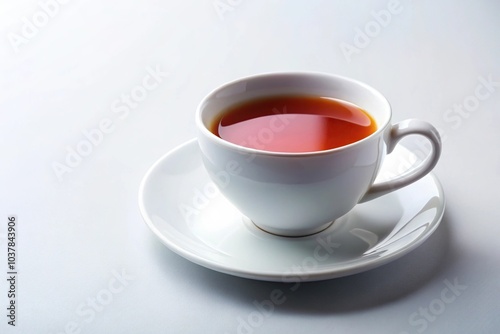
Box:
[211,95,377,153]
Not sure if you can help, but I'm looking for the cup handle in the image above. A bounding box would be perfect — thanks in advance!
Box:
[359,119,442,203]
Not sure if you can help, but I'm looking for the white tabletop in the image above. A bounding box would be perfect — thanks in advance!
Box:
[1,1,499,333]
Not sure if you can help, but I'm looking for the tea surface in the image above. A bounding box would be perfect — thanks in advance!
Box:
[212,95,376,153]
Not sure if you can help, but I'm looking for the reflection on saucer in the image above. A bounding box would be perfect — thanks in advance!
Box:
[139,139,445,282]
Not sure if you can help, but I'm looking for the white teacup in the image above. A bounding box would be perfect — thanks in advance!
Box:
[196,72,441,237]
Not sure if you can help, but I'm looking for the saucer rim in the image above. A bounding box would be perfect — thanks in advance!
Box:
[139,138,445,282]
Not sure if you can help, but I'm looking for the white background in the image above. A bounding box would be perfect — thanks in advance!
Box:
[1,0,499,333]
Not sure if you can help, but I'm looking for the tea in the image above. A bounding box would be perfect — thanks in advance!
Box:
[211,95,377,153]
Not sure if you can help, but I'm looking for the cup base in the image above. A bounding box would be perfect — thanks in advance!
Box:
[250,220,335,238]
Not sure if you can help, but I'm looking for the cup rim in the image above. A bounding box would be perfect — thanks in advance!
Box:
[195,71,392,157]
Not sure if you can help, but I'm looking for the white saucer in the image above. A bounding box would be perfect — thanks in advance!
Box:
[139,139,445,282]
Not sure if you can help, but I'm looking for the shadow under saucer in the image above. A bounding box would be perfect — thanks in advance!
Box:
[149,211,452,314]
